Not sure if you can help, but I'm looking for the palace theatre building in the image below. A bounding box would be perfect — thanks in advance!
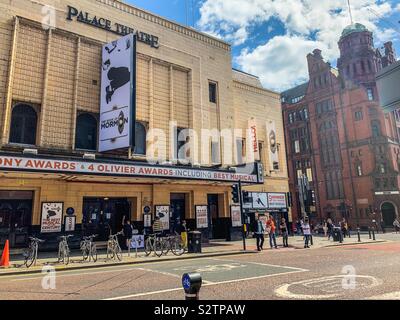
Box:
[0,0,289,248]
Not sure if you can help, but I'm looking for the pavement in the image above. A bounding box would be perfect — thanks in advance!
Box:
[1,234,400,300]
[0,232,390,276]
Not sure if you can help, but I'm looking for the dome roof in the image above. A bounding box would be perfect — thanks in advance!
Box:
[341,23,369,38]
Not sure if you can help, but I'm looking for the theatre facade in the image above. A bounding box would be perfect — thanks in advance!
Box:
[0,0,289,248]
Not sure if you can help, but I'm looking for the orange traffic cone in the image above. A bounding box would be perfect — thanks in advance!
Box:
[0,240,10,268]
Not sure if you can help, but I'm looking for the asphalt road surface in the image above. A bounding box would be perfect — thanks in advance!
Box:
[1,240,400,300]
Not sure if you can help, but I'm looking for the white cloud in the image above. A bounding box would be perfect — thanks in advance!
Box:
[198,0,398,91]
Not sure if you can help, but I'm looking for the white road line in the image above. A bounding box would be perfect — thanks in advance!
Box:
[367,292,400,300]
[103,269,308,300]
[210,257,309,272]
[134,267,215,285]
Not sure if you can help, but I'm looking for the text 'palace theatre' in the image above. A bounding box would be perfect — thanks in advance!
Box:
[0,0,289,249]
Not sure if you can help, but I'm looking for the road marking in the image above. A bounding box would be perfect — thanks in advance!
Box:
[103,269,308,300]
[275,275,382,300]
[211,257,309,272]
[367,292,400,300]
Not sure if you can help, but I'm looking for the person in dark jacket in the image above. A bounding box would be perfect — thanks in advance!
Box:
[280,218,289,248]
[122,218,134,250]
[253,214,265,251]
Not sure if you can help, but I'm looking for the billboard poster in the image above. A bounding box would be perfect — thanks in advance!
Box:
[267,193,287,209]
[99,34,136,152]
[266,120,279,171]
[252,192,268,209]
[155,205,170,231]
[196,205,208,229]
[41,202,63,233]
[231,205,242,227]
[131,235,145,249]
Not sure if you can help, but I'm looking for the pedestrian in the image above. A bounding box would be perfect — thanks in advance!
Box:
[302,218,312,249]
[323,220,328,237]
[253,213,265,251]
[296,219,302,235]
[180,220,188,250]
[341,219,347,238]
[280,218,289,248]
[380,219,386,234]
[266,215,278,249]
[122,217,134,251]
[393,218,400,234]
[327,218,334,240]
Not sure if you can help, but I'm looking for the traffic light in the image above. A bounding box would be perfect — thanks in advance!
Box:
[231,184,239,203]
[242,191,251,203]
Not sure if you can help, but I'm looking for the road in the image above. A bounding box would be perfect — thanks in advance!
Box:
[1,236,400,300]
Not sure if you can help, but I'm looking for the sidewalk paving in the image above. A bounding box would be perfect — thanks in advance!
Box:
[0,233,389,276]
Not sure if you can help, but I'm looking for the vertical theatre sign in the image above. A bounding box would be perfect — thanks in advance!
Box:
[99,34,136,152]
[248,119,260,161]
[266,120,279,171]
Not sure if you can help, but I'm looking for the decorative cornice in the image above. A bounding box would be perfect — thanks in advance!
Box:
[96,0,231,52]
[233,81,279,100]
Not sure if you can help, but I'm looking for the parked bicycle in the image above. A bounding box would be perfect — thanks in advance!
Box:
[23,237,45,268]
[58,235,73,265]
[161,232,185,256]
[80,234,98,262]
[144,234,163,257]
[107,231,123,261]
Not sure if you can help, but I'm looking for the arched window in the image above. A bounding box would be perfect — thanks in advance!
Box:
[75,113,97,151]
[9,104,38,145]
[134,122,147,155]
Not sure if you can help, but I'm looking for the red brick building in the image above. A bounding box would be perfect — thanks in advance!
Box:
[282,23,400,229]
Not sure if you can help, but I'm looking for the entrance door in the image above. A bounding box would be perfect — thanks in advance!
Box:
[170,194,186,234]
[381,202,397,227]
[207,194,226,239]
[0,191,33,248]
[82,198,130,241]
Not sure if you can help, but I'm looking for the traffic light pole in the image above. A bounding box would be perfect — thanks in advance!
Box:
[238,180,246,251]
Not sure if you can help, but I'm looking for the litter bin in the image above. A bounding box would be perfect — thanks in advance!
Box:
[332,228,342,242]
[188,231,202,253]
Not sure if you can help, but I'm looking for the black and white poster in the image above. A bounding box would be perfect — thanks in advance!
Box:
[41,202,63,233]
[155,205,170,231]
[99,34,136,152]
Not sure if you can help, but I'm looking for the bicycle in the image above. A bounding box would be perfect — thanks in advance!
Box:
[144,234,163,257]
[161,232,185,256]
[80,234,98,262]
[23,237,45,268]
[58,235,73,265]
[107,231,123,261]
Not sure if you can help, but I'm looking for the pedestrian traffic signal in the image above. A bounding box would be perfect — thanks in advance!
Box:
[242,191,251,203]
[231,184,239,203]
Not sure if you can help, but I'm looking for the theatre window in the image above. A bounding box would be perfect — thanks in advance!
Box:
[134,121,147,156]
[209,81,218,104]
[75,113,98,151]
[9,103,38,145]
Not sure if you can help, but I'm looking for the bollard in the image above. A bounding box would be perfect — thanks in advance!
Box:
[182,273,202,300]
[357,228,361,242]
[310,235,314,246]
[135,238,138,258]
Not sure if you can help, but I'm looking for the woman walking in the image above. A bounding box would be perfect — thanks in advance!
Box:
[280,218,289,248]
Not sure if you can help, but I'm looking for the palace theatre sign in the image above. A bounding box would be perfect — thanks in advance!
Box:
[66,5,160,48]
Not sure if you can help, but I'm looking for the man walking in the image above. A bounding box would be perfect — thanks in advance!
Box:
[302,218,312,249]
[280,218,289,248]
[253,214,265,251]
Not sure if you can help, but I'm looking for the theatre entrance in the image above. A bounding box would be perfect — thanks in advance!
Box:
[82,198,131,241]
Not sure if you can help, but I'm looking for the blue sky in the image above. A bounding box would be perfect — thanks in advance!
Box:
[125,0,400,92]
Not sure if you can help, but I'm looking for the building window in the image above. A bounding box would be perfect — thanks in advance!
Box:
[379,164,386,174]
[176,127,190,162]
[211,141,221,165]
[294,140,300,154]
[367,88,374,101]
[9,104,38,145]
[289,113,294,123]
[134,122,147,155]
[356,164,363,176]
[75,113,97,151]
[303,108,309,120]
[371,120,381,137]
[236,138,246,165]
[209,82,217,104]
[355,110,363,121]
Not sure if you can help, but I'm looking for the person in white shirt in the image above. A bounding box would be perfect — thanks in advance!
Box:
[302,218,312,249]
